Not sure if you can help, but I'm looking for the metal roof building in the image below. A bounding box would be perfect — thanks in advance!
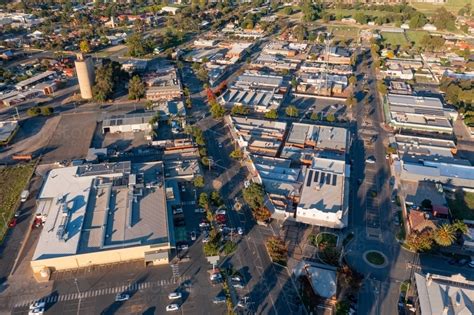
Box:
[102,112,157,134]
[31,161,173,280]
[385,94,457,134]
[414,273,474,315]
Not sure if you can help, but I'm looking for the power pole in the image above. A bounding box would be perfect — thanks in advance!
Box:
[74,278,81,315]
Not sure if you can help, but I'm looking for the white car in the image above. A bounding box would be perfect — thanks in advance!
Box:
[190,231,197,241]
[231,276,242,282]
[28,308,44,315]
[199,222,210,228]
[178,244,189,251]
[166,304,180,312]
[115,293,130,302]
[168,292,182,300]
[173,208,183,215]
[468,261,474,268]
[195,208,206,213]
[216,209,226,215]
[237,227,243,235]
[365,156,376,164]
[30,302,45,310]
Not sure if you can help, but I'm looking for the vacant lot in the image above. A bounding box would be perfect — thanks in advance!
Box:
[41,112,98,164]
[0,163,35,242]
[327,25,359,41]
[381,32,408,47]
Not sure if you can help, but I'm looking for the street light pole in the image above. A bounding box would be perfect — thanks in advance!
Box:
[74,278,81,315]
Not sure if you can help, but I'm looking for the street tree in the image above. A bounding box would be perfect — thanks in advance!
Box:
[79,40,91,53]
[199,192,209,210]
[349,75,357,86]
[243,182,264,210]
[194,175,205,188]
[264,109,278,120]
[326,113,336,122]
[231,105,250,116]
[126,32,153,57]
[210,101,225,118]
[128,75,145,100]
[210,191,223,207]
[285,105,299,117]
[230,149,243,160]
[406,230,434,252]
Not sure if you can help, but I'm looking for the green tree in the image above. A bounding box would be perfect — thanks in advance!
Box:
[310,112,319,120]
[433,224,456,247]
[230,149,243,160]
[126,32,153,57]
[210,191,223,207]
[349,75,357,86]
[194,175,205,188]
[40,106,53,116]
[264,109,278,120]
[326,113,336,122]
[243,182,264,210]
[406,230,434,252]
[285,105,299,117]
[408,13,427,29]
[290,77,298,90]
[79,40,91,53]
[128,75,145,100]
[210,101,225,118]
[231,105,250,116]
[253,207,272,222]
[199,192,209,210]
[300,0,319,22]
[346,95,356,108]
[266,237,287,264]
[92,64,114,102]
[293,25,307,42]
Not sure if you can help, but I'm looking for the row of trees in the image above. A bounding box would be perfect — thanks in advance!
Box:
[242,182,271,222]
[92,59,126,102]
[406,221,468,252]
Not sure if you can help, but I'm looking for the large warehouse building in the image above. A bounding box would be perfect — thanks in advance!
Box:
[31,161,174,281]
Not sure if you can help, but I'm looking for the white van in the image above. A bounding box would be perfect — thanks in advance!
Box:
[20,190,29,202]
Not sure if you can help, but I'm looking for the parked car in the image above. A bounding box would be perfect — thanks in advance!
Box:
[195,208,206,213]
[202,236,210,243]
[178,244,189,251]
[190,231,196,241]
[166,304,179,312]
[30,302,45,310]
[173,208,183,215]
[231,276,242,282]
[199,222,210,229]
[115,293,130,302]
[365,156,376,164]
[168,292,182,300]
[212,295,226,304]
[233,282,244,289]
[468,261,474,268]
[458,259,469,266]
[237,227,243,235]
[216,209,226,215]
[8,218,17,228]
[20,190,29,202]
[28,308,44,315]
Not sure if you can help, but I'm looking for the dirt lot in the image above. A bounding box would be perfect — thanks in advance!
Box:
[41,112,98,164]
[0,116,61,164]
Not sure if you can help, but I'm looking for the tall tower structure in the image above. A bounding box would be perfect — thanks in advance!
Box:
[75,53,95,100]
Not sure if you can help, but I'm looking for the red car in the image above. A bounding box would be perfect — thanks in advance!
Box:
[8,218,17,228]
[216,215,226,223]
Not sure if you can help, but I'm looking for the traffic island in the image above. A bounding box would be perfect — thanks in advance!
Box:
[363,251,388,268]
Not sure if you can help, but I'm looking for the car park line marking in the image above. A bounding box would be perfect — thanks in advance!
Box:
[13,276,191,308]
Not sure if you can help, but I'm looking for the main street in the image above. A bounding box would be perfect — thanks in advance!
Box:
[345,47,415,315]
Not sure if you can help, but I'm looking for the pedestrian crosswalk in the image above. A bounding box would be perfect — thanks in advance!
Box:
[13,276,191,308]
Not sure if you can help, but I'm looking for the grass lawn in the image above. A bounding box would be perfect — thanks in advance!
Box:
[410,0,471,15]
[406,30,429,48]
[366,251,385,265]
[0,163,35,242]
[381,32,408,47]
[448,191,474,220]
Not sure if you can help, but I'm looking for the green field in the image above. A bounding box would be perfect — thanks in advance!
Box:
[411,0,471,15]
[0,163,35,242]
[381,32,408,47]
[328,9,403,18]
[406,30,429,47]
